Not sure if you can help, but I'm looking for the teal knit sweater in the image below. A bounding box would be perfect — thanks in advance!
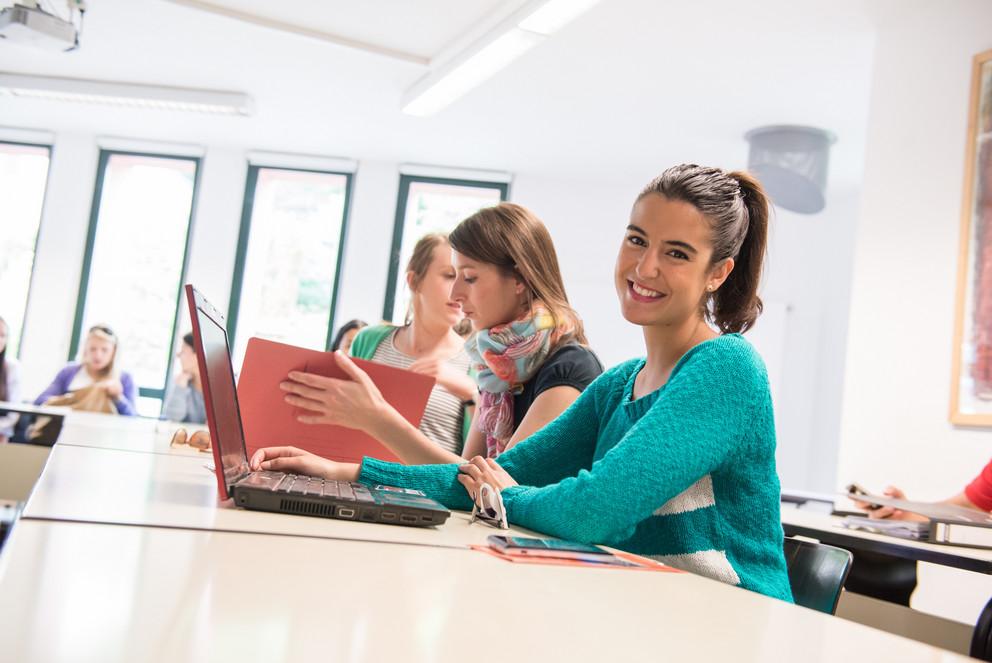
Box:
[360,334,793,602]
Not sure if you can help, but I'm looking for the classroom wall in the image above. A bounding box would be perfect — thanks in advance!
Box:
[837,0,992,623]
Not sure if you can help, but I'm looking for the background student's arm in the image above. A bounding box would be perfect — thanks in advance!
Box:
[408,356,477,402]
[162,385,189,422]
[497,347,757,545]
[862,459,992,520]
[461,426,486,459]
[0,362,20,430]
[114,373,138,416]
[503,385,581,452]
[34,366,72,405]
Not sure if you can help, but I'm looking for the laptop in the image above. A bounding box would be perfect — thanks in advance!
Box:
[185,284,451,528]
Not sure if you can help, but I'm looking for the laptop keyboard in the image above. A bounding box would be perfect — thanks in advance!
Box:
[275,474,375,503]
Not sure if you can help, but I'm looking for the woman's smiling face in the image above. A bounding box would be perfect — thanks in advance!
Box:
[615,193,730,329]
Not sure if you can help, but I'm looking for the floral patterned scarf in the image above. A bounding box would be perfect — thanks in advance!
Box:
[465,303,571,457]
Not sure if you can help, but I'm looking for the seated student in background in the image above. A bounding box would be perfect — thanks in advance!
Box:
[35,324,137,416]
[349,234,474,456]
[0,316,21,442]
[852,460,992,519]
[330,319,367,354]
[252,165,793,601]
[162,332,205,424]
[272,203,602,464]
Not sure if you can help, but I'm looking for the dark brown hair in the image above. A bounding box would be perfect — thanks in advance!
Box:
[330,319,367,352]
[449,202,587,345]
[638,164,769,333]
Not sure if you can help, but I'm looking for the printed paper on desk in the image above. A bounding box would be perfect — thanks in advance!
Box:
[236,337,435,463]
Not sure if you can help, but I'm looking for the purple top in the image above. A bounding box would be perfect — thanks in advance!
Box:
[34,363,138,416]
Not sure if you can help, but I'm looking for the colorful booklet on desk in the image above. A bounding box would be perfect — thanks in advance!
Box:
[843,490,992,549]
[236,337,435,464]
[470,545,683,572]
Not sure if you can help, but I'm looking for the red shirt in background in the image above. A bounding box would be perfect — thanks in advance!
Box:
[965,459,992,511]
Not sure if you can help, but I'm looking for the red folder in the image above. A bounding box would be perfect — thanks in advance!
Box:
[236,337,435,464]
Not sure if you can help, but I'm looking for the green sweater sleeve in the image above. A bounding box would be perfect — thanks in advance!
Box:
[360,458,472,510]
[358,368,612,508]
[499,341,760,545]
[494,368,615,487]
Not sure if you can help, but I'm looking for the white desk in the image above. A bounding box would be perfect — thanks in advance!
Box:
[0,519,973,663]
[55,411,207,455]
[781,508,992,574]
[22,443,539,549]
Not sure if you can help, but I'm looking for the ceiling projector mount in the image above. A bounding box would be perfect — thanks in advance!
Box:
[0,1,86,52]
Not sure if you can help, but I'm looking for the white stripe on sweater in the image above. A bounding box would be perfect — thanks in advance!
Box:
[653,474,715,516]
[651,549,741,586]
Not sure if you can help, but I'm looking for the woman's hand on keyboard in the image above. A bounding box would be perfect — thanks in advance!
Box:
[249,446,359,482]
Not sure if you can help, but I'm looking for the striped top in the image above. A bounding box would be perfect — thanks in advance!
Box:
[372,329,471,456]
[360,334,793,601]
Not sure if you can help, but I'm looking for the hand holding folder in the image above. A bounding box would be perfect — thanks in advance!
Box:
[236,338,435,464]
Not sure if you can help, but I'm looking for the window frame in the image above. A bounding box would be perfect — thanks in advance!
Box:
[382,174,509,322]
[69,148,202,406]
[227,163,355,353]
[0,139,53,359]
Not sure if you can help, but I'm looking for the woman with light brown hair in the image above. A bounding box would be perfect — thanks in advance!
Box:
[260,203,602,464]
[348,233,475,456]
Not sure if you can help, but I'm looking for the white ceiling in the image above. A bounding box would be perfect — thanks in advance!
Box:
[0,0,877,187]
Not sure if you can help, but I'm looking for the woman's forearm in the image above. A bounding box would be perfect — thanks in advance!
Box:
[435,371,477,402]
[368,406,465,465]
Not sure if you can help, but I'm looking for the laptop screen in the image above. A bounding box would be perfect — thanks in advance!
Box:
[190,290,251,488]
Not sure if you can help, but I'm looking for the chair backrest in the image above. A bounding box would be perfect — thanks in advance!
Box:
[783,536,853,614]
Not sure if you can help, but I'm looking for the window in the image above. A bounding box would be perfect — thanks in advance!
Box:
[383,175,508,323]
[71,151,199,417]
[228,166,353,364]
[0,142,50,357]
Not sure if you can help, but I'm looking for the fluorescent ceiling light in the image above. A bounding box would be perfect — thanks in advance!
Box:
[403,29,542,117]
[401,0,600,117]
[0,72,254,116]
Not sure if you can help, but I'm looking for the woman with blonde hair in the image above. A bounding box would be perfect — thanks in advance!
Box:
[35,324,137,415]
[258,203,602,464]
[348,233,475,455]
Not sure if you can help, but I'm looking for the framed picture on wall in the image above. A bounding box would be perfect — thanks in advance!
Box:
[951,48,992,426]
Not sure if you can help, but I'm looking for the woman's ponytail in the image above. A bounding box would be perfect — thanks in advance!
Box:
[711,171,769,333]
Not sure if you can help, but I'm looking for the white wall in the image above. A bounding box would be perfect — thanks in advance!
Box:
[19,133,98,397]
[838,0,992,623]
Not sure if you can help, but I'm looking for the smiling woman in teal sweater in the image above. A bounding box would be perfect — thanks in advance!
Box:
[251,164,793,602]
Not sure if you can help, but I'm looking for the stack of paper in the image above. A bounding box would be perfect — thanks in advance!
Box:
[841,515,929,540]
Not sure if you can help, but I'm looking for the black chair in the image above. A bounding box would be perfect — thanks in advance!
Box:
[783,536,853,614]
